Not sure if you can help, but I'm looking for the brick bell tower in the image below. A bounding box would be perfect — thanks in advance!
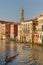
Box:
[20,8,24,22]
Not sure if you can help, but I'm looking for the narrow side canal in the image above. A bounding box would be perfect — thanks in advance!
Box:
[0,40,43,65]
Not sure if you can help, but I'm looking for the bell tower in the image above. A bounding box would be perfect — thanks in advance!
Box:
[20,8,24,22]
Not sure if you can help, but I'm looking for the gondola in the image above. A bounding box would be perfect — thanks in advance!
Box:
[5,54,19,63]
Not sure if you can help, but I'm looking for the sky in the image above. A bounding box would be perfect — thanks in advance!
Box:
[0,0,43,22]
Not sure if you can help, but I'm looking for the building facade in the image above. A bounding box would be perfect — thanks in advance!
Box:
[32,13,43,44]
[5,22,10,38]
[37,13,43,44]
[0,21,6,39]
[10,22,18,39]
[32,19,38,43]
[18,20,33,42]
[18,23,21,41]
[10,22,14,39]
[0,21,18,40]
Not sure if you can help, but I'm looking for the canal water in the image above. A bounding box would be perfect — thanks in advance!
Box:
[0,40,43,65]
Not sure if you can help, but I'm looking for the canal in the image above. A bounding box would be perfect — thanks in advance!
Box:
[0,40,43,65]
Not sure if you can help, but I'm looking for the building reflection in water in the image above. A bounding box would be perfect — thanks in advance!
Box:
[0,40,6,57]
[31,44,43,65]
[5,40,10,57]
[0,40,43,65]
[5,40,18,57]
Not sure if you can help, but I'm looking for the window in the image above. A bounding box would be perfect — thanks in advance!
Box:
[42,25,43,31]
[33,23,35,25]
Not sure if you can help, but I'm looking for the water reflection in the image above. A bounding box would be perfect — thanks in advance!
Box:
[5,40,18,57]
[30,44,43,65]
[0,40,43,65]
